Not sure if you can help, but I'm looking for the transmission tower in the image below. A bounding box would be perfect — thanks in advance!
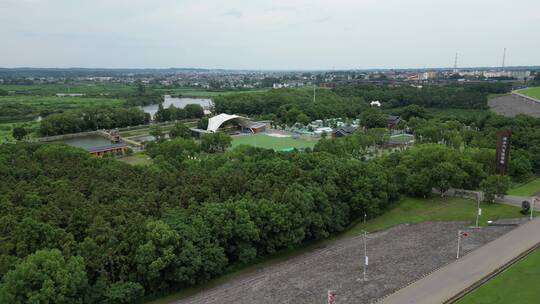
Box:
[501,48,506,71]
[453,52,458,74]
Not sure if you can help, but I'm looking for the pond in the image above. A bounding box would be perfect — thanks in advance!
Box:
[54,134,113,150]
[142,96,212,118]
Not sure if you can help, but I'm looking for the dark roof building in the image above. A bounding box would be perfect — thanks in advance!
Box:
[387,115,401,129]
[332,126,358,137]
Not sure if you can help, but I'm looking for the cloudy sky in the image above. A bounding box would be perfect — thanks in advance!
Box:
[1,0,538,70]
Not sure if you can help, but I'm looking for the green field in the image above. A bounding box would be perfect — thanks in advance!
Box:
[231,134,317,151]
[118,153,153,166]
[458,247,540,304]
[508,177,540,196]
[389,133,415,144]
[146,196,523,304]
[0,83,136,96]
[518,87,540,101]
[154,87,269,97]
[0,95,124,112]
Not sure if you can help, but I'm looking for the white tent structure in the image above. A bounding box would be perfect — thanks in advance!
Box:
[206,113,251,132]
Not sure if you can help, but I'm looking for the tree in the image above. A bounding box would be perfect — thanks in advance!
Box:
[184,104,204,119]
[104,281,144,304]
[12,127,27,141]
[360,108,387,129]
[481,175,511,203]
[168,122,192,139]
[201,132,232,153]
[297,113,310,126]
[0,249,88,304]
[149,125,165,142]
[198,117,209,130]
[0,89,8,96]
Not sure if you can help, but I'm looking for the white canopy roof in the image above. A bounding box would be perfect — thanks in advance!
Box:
[207,113,250,132]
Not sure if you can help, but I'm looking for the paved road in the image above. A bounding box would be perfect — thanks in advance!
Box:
[379,217,540,304]
[496,195,540,211]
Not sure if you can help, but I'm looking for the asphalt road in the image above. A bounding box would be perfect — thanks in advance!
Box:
[379,216,540,304]
[496,195,540,211]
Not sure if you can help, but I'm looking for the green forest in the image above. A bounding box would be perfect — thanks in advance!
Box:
[1,80,540,303]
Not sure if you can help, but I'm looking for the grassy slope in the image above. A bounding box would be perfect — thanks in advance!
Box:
[146,196,524,304]
[458,247,540,304]
[231,134,317,150]
[518,87,540,100]
[508,177,540,196]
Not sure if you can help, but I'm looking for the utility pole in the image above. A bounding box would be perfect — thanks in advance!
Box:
[313,85,316,103]
[456,230,462,259]
[364,212,367,225]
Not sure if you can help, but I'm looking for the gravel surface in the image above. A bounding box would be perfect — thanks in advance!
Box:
[172,222,515,304]
[488,94,540,117]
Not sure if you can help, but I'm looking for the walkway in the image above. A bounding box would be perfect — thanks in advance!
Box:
[379,217,540,304]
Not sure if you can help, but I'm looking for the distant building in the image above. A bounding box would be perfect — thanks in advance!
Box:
[87,143,130,157]
[387,115,401,129]
[370,100,382,107]
[332,126,358,138]
[56,93,85,97]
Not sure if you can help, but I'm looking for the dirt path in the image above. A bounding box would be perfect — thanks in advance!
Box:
[170,222,514,304]
[488,94,540,117]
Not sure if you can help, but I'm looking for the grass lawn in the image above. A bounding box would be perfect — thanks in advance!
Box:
[145,196,524,304]
[389,133,415,144]
[458,247,540,304]
[518,87,540,101]
[118,153,153,166]
[508,177,540,196]
[231,134,317,151]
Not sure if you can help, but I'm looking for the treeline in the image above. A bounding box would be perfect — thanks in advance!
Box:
[317,107,540,181]
[0,143,397,303]
[213,89,367,125]
[332,83,512,109]
[124,94,163,107]
[154,104,204,122]
[39,107,150,136]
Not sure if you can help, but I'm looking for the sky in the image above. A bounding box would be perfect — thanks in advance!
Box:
[1,0,539,70]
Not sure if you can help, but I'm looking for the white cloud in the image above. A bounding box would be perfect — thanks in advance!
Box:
[0,0,538,69]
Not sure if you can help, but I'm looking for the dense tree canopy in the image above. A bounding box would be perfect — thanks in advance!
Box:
[213,89,366,125]
[0,142,398,302]
[332,83,512,109]
[39,107,150,136]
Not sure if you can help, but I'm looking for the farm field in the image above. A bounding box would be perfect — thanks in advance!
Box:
[154,87,269,97]
[458,247,540,304]
[518,87,540,100]
[231,134,317,151]
[148,196,523,304]
[0,95,124,111]
[508,177,540,196]
[0,82,136,96]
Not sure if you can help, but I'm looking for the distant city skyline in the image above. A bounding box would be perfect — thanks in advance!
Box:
[1,0,539,70]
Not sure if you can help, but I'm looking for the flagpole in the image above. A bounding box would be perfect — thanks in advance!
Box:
[456,230,461,259]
